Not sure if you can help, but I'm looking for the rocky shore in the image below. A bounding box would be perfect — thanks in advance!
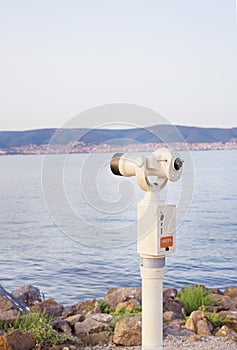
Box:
[1,284,237,349]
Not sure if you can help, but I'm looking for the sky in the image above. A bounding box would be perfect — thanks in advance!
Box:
[0,0,237,130]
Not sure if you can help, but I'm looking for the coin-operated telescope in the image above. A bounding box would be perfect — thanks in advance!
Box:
[110,148,183,350]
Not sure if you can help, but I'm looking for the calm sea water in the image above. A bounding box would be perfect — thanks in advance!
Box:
[0,150,236,304]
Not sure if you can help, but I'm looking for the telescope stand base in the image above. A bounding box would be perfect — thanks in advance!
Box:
[140,257,165,350]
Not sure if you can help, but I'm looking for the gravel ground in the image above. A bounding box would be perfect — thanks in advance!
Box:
[84,336,237,350]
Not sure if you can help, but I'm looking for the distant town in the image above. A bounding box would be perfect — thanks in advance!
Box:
[0,140,236,155]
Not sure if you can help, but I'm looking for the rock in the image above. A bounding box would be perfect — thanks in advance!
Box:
[224,286,237,299]
[0,330,35,350]
[164,327,194,337]
[115,299,140,312]
[217,296,236,311]
[163,311,176,323]
[62,305,76,318]
[45,304,64,317]
[85,308,103,318]
[232,297,237,308]
[163,288,178,299]
[163,318,188,337]
[163,296,185,320]
[65,314,85,326]
[104,287,141,308]
[52,318,72,336]
[188,334,201,342]
[206,295,236,312]
[0,309,19,321]
[37,297,57,307]
[74,318,111,347]
[185,311,211,337]
[225,320,237,333]
[215,325,237,342]
[196,319,211,337]
[211,288,223,295]
[76,331,111,347]
[207,293,222,305]
[0,295,15,312]
[12,285,43,307]
[74,318,110,335]
[219,310,237,320]
[74,299,97,314]
[113,316,142,346]
[168,319,185,329]
[0,285,28,314]
[32,298,64,317]
[185,310,205,333]
[89,313,113,323]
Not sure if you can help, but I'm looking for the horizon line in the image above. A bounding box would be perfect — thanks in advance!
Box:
[0,123,236,133]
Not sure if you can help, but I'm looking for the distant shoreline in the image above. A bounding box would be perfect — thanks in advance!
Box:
[0,141,237,155]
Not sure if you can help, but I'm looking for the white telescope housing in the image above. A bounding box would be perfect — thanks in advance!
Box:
[110,148,183,192]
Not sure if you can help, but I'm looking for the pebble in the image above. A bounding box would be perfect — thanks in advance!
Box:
[84,335,237,349]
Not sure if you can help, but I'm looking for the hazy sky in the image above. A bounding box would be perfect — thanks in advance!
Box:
[0,0,237,130]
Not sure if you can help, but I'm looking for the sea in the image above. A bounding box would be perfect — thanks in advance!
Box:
[0,150,236,305]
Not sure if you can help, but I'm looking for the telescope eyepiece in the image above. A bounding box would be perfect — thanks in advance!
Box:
[174,157,183,171]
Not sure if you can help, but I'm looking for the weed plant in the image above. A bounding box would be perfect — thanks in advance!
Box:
[202,308,231,327]
[177,285,213,316]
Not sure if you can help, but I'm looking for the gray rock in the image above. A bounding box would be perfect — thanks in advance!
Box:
[164,326,194,337]
[0,309,18,321]
[74,318,110,336]
[0,284,28,313]
[90,313,113,323]
[61,305,76,318]
[52,318,72,336]
[163,296,185,319]
[163,288,178,299]
[44,304,64,317]
[217,296,236,311]
[207,295,236,312]
[32,298,64,317]
[12,285,43,307]
[75,331,111,347]
[219,310,237,321]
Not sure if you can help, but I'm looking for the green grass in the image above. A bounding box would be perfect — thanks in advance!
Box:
[0,310,72,349]
[177,285,214,316]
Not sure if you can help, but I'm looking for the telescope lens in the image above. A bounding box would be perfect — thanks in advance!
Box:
[110,153,124,176]
[174,157,183,171]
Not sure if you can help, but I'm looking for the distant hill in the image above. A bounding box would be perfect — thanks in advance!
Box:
[0,125,236,148]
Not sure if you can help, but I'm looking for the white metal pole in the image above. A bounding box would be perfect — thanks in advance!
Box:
[140,257,165,350]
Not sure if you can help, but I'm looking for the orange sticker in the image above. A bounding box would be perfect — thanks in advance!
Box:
[160,236,173,248]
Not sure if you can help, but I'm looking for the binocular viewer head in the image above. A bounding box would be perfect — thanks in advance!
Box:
[110,148,183,192]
